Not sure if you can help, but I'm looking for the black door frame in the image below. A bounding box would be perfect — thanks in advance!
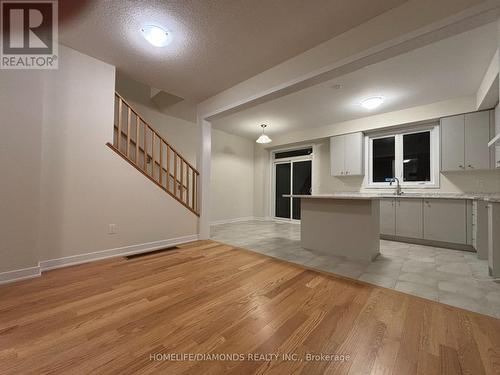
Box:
[272,153,313,221]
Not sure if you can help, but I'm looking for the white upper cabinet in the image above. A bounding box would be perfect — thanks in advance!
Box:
[344,132,364,176]
[330,132,364,176]
[464,111,490,170]
[330,135,345,176]
[441,110,493,172]
[441,115,465,171]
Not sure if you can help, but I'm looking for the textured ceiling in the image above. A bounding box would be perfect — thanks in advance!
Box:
[59,0,408,101]
[211,23,498,139]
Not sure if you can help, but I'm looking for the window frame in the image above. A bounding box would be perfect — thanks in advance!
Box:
[364,123,440,189]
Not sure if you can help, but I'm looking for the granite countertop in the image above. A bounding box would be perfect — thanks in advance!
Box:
[285,194,381,200]
[286,192,500,202]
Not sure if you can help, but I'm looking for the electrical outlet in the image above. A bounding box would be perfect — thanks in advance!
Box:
[108,224,117,234]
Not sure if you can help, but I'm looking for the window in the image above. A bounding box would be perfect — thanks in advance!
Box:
[403,132,430,182]
[372,136,395,182]
[275,147,312,159]
[366,124,439,188]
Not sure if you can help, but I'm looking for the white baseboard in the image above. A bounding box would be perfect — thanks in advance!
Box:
[40,234,199,271]
[210,216,287,226]
[0,234,198,285]
[254,216,272,221]
[0,266,41,285]
[210,216,256,226]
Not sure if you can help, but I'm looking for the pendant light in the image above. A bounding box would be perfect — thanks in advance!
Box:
[256,124,272,144]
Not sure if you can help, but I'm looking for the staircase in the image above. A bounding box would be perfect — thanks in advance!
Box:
[107,92,199,216]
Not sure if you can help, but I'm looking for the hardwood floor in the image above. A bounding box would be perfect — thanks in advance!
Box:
[0,240,499,374]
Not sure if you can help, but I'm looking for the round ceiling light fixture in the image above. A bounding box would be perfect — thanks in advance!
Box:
[360,96,384,110]
[256,124,272,144]
[141,25,172,47]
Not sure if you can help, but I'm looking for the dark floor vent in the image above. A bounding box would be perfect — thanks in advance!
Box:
[125,246,179,260]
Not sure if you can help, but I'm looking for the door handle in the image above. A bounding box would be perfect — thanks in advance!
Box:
[468,165,474,169]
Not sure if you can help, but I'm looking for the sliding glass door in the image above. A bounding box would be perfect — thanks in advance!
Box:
[275,163,291,219]
[274,159,312,220]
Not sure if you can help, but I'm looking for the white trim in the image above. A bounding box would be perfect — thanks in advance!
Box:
[0,266,41,285]
[210,216,272,226]
[364,122,440,189]
[39,235,199,272]
[0,235,200,285]
[210,216,255,226]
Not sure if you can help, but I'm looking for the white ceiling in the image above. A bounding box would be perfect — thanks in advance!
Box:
[59,0,408,101]
[211,22,498,140]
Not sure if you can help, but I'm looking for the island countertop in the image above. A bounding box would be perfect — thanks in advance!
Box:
[285,192,500,202]
[284,194,381,200]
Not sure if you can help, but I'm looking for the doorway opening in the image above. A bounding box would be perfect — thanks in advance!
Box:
[273,147,312,221]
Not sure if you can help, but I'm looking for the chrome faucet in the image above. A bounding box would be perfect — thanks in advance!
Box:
[390,177,402,196]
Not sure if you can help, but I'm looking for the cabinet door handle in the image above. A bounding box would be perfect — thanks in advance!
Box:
[468,165,474,169]
[458,165,464,169]
[340,171,344,175]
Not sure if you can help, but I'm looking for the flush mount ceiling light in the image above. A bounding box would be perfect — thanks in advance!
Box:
[256,124,272,144]
[360,96,384,110]
[141,25,171,47]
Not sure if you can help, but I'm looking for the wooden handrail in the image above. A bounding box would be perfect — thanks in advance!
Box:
[110,92,199,215]
[114,92,199,174]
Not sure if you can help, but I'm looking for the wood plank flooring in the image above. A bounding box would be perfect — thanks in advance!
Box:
[0,240,499,374]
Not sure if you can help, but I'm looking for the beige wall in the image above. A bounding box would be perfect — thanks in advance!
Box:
[253,145,271,219]
[1,46,211,275]
[210,129,255,222]
[116,73,257,224]
[0,45,199,276]
[270,96,477,147]
[0,71,44,273]
[38,45,198,262]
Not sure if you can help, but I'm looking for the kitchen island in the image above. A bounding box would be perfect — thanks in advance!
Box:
[287,194,381,261]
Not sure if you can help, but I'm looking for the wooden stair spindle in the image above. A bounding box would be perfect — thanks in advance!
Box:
[108,92,200,216]
[159,140,163,186]
[126,107,131,157]
[180,159,184,201]
[143,123,147,171]
[135,115,139,163]
[166,145,171,193]
[192,169,196,211]
[174,154,178,197]
[117,98,123,152]
[151,132,156,179]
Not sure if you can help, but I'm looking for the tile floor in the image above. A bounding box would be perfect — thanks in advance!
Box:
[210,220,500,319]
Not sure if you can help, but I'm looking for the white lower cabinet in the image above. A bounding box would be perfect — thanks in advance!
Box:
[423,199,467,244]
[395,198,423,238]
[380,199,396,236]
[379,197,471,246]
